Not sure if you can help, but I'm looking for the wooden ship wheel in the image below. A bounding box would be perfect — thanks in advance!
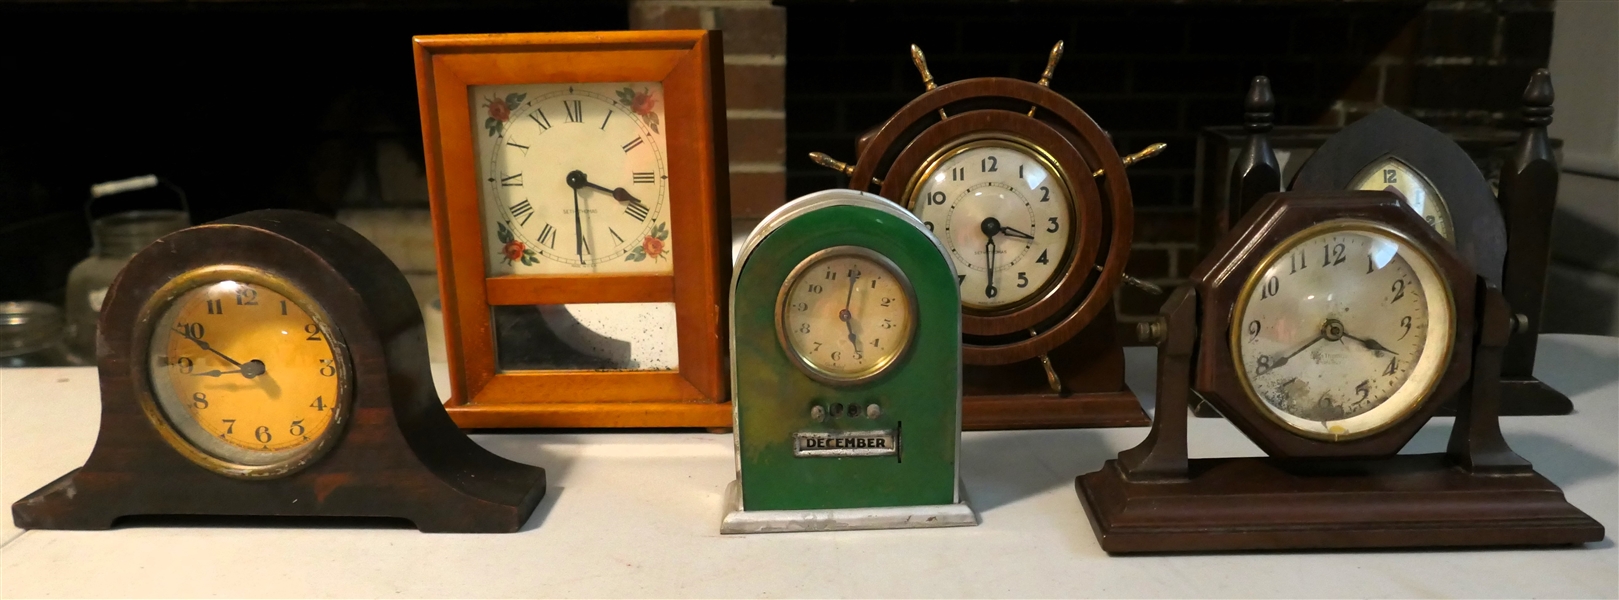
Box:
[809,43,1165,429]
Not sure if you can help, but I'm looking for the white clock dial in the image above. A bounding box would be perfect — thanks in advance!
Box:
[1232,222,1455,440]
[1349,158,1453,242]
[779,249,915,383]
[474,82,671,275]
[910,140,1073,312]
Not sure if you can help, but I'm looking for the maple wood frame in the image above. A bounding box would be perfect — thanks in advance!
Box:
[414,31,731,428]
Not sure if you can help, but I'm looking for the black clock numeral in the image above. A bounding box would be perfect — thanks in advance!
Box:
[633,172,656,184]
[923,221,934,232]
[1260,275,1280,299]
[928,191,946,205]
[1398,315,1413,339]
[1046,217,1060,233]
[290,420,306,437]
[600,111,613,130]
[1017,272,1029,288]
[797,323,811,334]
[958,274,967,286]
[1290,249,1308,274]
[622,137,644,153]
[563,100,583,123]
[1018,164,1024,178]
[847,268,861,279]
[880,319,893,329]
[254,426,272,444]
[310,396,326,411]
[1355,380,1371,402]
[280,300,288,315]
[871,338,881,349]
[206,299,224,315]
[538,223,558,249]
[793,302,808,311]
[880,297,893,307]
[1384,356,1399,376]
[510,200,535,226]
[1322,242,1346,267]
[1424,215,1437,226]
[529,110,551,130]
[1390,279,1406,303]
[500,173,523,187]
[609,228,624,243]
[824,270,838,281]
[1255,355,1273,375]
[182,322,205,339]
[1040,186,1050,202]
[1036,249,1049,265]
[507,141,529,152]
[870,278,878,288]
[830,350,841,361]
[192,391,208,409]
[1367,254,1377,273]
[222,419,236,435]
[981,155,998,172]
[305,323,323,341]
[951,167,965,181]
[319,359,336,377]
[625,200,650,222]
[1248,320,1262,342]
[176,356,194,374]
[812,342,822,352]
[235,287,258,306]
[807,284,824,293]
[1383,168,1397,184]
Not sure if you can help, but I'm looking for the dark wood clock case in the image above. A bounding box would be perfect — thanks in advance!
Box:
[11,210,548,533]
[1214,72,1568,416]
[1075,192,1602,553]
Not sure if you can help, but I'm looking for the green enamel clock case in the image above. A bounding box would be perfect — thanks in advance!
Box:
[722,190,974,533]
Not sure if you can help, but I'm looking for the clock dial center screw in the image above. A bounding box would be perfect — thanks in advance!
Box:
[1323,319,1345,342]
[241,359,267,379]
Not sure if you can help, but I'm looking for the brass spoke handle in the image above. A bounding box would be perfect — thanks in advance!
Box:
[808,152,883,187]
[1093,143,1168,178]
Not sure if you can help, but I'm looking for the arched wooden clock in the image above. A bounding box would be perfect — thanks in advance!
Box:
[809,43,1164,430]
[1075,191,1602,553]
[1225,73,1567,416]
[11,210,548,533]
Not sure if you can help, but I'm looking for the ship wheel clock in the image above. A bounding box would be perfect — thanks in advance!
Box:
[11,211,548,533]
[810,42,1165,430]
[1223,72,1568,416]
[1075,191,1602,553]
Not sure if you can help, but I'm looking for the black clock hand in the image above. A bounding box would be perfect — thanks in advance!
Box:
[984,238,998,300]
[999,225,1036,241]
[173,326,243,368]
[1257,331,1327,375]
[840,273,861,354]
[172,328,267,379]
[569,170,644,205]
[188,369,242,377]
[1342,332,1400,356]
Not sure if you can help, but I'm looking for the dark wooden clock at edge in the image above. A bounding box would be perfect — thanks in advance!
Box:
[11,210,547,533]
[1075,192,1602,553]
[840,73,1149,431]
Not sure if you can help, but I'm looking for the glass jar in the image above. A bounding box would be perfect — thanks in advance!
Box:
[64,210,190,359]
[0,301,87,367]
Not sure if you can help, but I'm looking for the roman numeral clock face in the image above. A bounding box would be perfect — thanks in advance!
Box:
[474,82,671,275]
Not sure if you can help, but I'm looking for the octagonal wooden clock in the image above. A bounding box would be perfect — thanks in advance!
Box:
[1075,191,1601,553]
[414,31,731,428]
[809,43,1165,430]
[1224,72,1567,416]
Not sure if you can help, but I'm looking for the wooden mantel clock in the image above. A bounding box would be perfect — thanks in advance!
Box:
[1225,72,1568,416]
[809,42,1165,430]
[1075,191,1602,553]
[414,31,731,428]
[11,210,547,533]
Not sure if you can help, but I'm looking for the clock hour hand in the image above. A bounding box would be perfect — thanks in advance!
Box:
[188,369,242,377]
[1342,332,1400,356]
[567,170,643,205]
[998,225,1036,241]
[840,273,861,355]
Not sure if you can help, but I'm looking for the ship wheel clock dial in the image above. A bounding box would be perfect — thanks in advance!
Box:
[480,83,671,274]
[1231,222,1454,440]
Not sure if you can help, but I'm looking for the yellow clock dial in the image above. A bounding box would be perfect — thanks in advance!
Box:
[147,277,346,469]
[779,248,916,384]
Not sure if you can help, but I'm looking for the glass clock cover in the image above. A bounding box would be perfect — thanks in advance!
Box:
[1231,221,1455,440]
[1349,158,1454,242]
[778,248,916,383]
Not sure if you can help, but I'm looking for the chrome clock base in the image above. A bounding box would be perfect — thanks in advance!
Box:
[719,480,978,534]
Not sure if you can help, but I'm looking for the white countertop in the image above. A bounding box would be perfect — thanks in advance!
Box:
[3,335,1615,598]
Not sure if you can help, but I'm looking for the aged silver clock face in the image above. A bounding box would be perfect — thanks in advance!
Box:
[1349,158,1454,243]
[777,247,916,384]
[1231,221,1455,440]
[909,138,1074,312]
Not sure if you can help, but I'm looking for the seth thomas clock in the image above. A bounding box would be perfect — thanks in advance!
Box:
[415,31,731,428]
[811,42,1164,430]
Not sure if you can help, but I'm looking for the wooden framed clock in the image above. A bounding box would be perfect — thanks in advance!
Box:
[1075,191,1602,553]
[809,43,1164,430]
[414,31,731,428]
[1223,72,1568,415]
[12,210,547,533]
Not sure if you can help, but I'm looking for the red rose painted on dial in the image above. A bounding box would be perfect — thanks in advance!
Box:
[631,90,656,116]
[503,240,525,261]
[643,236,666,259]
[485,97,511,122]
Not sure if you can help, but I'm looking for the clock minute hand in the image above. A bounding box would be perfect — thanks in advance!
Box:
[173,326,244,368]
[840,273,861,353]
[1259,331,1327,374]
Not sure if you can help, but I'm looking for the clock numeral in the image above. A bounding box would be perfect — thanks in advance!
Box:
[797,323,811,334]
[928,191,946,205]
[510,200,535,226]
[1322,242,1346,267]
[1260,275,1280,299]
[609,228,624,243]
[1247,320,1261,342]
[176,356,194,374]
[1290,249,1308,274]
[290,420,306,437]
[812,342,822,352]
[206,299,224,315]
[847,268,861,279]
[192,391,208,409]
[182,322,205,339]
[310,396,327,411]
[304,323,323,341]
[280,300,288,315]
[563,100,583,123]
[806,284,824,294]
[958,274,966,286]
[1383,169,1397,184]
[880,297,893,307]
[793,302,808,311]
[1040,186,1050,202]
[1355,380,1371,402]
[981,155,998,172]
[1424,215,1437,226]
[1398,315,1413,339]
[830,350,841,361]
[500,173,523,187]
[880,319,894,329]
[625,200,650,222]
[1019,164,1024,178]
[1036,249,1049,265]
[600,111,613,130]
[1384,356,1399,376]
[1390,279,1406,303]
[824,270,838,281]
[1017,272,1029,288]
[633,172,656,184]
[222,419,236,435]
[870,278,878,288]
[537,223,558,249]
[923,221,934,232]
[529,110,551,130]
[254,426,272,444]
[950,167,965,181]
[1255,355,1273,375]
[235,287,258,306]
[1046,217,1060,233]
[871,338,881,348]
[319,359,336,377]
[621,137,644,153]
[507,141,529,153]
